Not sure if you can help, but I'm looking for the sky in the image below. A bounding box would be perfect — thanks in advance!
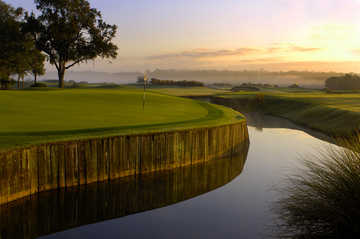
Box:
[5,0,360,72]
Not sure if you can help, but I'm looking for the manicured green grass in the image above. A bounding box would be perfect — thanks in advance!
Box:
[0,88,243,151]
[219,91,360,136]
[147,87,230,96]
[143,86,360,136]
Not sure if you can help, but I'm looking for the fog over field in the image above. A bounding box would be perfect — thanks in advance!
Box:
[36,69,346,88]
[37,71,143,84]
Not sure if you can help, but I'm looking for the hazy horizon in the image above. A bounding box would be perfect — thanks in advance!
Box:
[5,0,360,73]
[33,69,345,88]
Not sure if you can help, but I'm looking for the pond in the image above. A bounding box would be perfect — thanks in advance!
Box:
[0,112,337,239]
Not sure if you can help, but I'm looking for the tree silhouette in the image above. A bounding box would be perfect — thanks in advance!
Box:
[25,0,118,88]
[0,0,25,89]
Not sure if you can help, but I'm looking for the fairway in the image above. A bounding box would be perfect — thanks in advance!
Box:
[219,91,360,136]
[0,88,242,150]
[147,87,229,96]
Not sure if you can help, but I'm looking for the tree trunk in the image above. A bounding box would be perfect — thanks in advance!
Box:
[58,63,65,88]
[17,75,20,89]
[21,76,24,88]
[34,74,37,84]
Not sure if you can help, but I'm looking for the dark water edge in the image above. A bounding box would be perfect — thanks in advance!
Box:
[190,95,334,145]
[0,143,249,239]
[243,111,334,144]
[0,102,337,239]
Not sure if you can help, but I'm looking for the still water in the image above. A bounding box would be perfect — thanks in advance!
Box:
[0,113,336,239]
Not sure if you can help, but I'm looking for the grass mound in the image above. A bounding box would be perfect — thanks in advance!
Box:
[218,92,360,136]
[0,88,243,150]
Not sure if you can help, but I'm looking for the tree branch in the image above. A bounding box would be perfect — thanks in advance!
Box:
[41,48,59,71]
[65,58,85,69]
[53,59,59,71]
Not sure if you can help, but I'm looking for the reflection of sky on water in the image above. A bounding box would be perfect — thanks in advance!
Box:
[40,115,336,239]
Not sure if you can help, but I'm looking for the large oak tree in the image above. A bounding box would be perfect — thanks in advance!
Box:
[0,0,46,89]
[0,0,24,89]
[26,0,118,88]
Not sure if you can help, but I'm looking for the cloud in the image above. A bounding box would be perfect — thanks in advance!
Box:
[146,48,260,60]
[291,46,322,52]
[352,49,360,55]
[267,47,283,53]
[146,45,323,61]
[236,57,284,64]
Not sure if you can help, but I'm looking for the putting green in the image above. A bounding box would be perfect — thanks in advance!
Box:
[0,88,243,150]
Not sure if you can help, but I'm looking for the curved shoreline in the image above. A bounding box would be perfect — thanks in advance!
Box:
[0,143,249,239]
[0,121,249,205]
[0,89,243,151]
[210,94,359,138]
[0,100,242,152]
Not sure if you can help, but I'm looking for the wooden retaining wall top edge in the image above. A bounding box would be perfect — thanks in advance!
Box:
[0,121,247,155]
[0,121,249,206]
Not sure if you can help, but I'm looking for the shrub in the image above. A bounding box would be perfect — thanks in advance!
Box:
[30,82,47,88]
[66,82,81,88]
[94,83,122,89]
[274,136,360,238]
[326,74,360,90]
[288,83,300,88]
[255,93,265,104]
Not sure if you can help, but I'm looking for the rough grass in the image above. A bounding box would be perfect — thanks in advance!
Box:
[273,136,360,238]
[0,88,243,151]
[219,91,360,136]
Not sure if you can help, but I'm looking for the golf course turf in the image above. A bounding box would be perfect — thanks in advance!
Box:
[217,91,360,137]
[0,88,244,151]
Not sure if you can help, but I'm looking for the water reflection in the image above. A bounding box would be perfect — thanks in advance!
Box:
[273,135,360,238]
[0,143,249,239]
[243,111,333,143]
[192,96,333,143]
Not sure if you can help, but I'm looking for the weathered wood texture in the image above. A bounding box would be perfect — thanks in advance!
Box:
[0,122,248,205]
[0,142,249,239]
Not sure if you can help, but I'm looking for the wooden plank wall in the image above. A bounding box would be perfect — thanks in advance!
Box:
[0,122,249,205]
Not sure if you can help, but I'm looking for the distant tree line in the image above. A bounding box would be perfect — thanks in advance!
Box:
[325,74,360,90]
[150,69,343,83]
[0,0,118,89]
[211,83,233,88]
[137,77,204,87]
[150,78,204,87]
[241,82,279,88]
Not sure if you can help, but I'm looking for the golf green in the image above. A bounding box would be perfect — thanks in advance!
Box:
[0,88,243,150]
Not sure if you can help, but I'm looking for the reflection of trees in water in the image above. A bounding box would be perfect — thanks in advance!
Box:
[207,96,334,144]
[0,143,249,239]
[273,138,360,238]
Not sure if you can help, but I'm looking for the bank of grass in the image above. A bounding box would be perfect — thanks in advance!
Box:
[274,137,360,238]
[0,88,243,151]
[217,91,360,137]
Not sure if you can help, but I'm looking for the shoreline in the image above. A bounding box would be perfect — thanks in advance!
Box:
[0,121,249,205]
[210,95,359,139]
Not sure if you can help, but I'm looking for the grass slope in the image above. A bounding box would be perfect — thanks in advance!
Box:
[219,91,360,136]
[147,87,229,96]
[0,88,243,151]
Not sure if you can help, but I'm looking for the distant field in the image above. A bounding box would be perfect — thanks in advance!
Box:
[137,86,360,136]
[218,90,360,136]
[147,87,229,96]
[0,88,242,150]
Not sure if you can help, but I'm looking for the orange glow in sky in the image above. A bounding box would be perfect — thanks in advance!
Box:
[5,0,360,72]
